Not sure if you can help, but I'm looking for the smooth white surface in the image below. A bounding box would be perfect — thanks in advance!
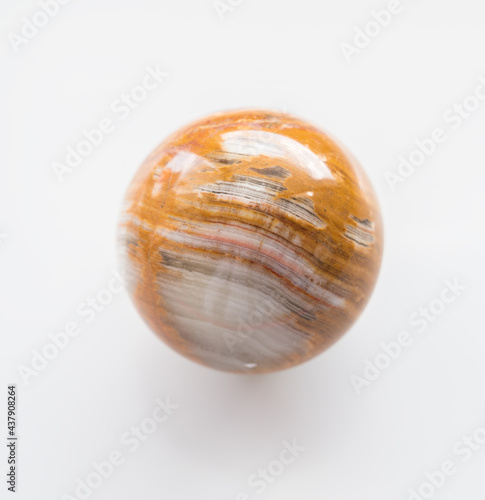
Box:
[1,0,484,499]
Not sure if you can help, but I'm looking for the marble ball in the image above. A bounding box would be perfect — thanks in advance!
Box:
[118,110,383,373]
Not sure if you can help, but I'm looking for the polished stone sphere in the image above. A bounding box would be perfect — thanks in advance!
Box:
[118,110,383,373]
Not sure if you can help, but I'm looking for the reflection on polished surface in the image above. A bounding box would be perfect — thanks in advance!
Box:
[118,110,383,373]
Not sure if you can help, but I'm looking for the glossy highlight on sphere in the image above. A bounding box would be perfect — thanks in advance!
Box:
[118,110,383,373]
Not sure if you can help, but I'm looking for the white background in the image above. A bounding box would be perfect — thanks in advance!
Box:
[1,0,485,499]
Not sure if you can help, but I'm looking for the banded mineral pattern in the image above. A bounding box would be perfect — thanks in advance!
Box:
[118,110,383,373]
